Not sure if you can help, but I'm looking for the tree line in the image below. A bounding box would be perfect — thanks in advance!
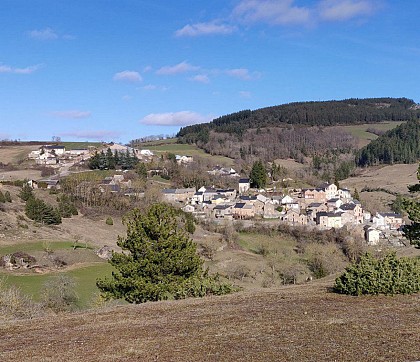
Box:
[88,148,139,170]
[177,97,419,141]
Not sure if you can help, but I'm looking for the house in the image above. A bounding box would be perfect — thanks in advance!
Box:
[301,188,326,202]
[162,188,195,203]
[339,203,364,224]
[364,226,381,245]
[27,179,38,189]
[208,166,239,177]
[327,198,342,211]
[373,213,404,230]
[36,152,58,165]
[66,149,89,156]
[182,204,195,213]
[316,212,342,229]
[232,203,254,219]
[40,179,60,190]
[212,204,234,219]
[338,188,352,201]
[140,149,154,157]
[238,178,250,194]
[192,192,204,204]
[320,183,338,200]
[43,145,66,156]
[216,189,237,200]
[176,155,193,164]
[281,209,307,226]
[306,202,327,220]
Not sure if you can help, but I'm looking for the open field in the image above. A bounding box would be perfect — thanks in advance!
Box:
[341,163,418,195]
[0,145,39,164]
[145,142,235,166]
[59,142,101,150]
[333,121,405,148]
[0,281,418,362]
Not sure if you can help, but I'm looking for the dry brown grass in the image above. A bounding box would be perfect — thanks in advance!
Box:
[0,145,39,164]
[0,282,418,361]
[341,163,418,195]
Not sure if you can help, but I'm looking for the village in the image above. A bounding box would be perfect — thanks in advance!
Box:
[24,143,407,247]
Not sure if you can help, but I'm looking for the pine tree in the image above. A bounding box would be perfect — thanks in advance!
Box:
[19,183,34,201]
[0,191,5,203]
[97,203,233,303]
[249,160,267,189]
[135,162,147,180]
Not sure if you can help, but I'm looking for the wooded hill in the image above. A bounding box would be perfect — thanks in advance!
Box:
[173,98,420,167]
[177,97,420,142]
[356,119,420,167]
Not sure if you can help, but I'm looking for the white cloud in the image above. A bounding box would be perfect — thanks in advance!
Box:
[156,61,200,75]
[318,0,377,21]
[0,63,41,74]
[27,27,75,40]
[239,91,252,98]
[233,0,311,25]
[28,27,58,40]
[59,130,120,140]
[175,22,236,37]
[50,110,91,119]
[113,70,142,82]
[190,74,210,84]
[225,68,260,80]
[142,84,169,91]
[139,111,212,126]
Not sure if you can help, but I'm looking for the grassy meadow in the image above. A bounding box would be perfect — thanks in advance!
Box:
[0,240,115,307]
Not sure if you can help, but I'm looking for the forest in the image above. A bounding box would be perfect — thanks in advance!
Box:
[177,97,420,142]
[356,119,420,166]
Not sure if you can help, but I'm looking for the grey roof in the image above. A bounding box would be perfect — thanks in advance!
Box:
[340,203,356,211]
[239,178,250,183]
[234,203,246,209]
[162,188,176,194]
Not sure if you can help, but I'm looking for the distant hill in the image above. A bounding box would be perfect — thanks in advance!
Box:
[177,97,420,143]
[175,98,420,163]
[356,119,420,166]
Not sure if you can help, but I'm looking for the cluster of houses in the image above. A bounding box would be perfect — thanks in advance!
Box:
[27,143,197,168]
[28,145,91,166]
[162,180,405,245]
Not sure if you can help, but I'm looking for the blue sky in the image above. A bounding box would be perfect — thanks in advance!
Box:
[1,0,419,143]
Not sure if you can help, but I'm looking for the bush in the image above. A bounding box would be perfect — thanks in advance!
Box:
[334,252,420,295]
[105,217,113,225]
[40,275,79,312]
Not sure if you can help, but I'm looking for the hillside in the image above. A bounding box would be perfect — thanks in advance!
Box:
[178,97,419,140]
[1,281,419,361]
[174,98,419,164]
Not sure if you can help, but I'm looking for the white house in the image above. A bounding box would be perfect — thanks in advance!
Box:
[140,149,154,157]
[239,178,250,194]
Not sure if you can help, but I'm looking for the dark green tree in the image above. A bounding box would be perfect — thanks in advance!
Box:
[249,160,267,188]
[97,203,233,303]
[25,197,61,225]
[353,188,360,201]
[19,183,34,201]
[135,162,148,180]
[0,191,5,203]
[57,194,78,218]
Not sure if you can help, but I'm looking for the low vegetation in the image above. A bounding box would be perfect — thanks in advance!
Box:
[334,252,420,295]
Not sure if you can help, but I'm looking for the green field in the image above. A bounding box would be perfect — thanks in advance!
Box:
[335,121,405,147]
[0,240,116,307]
[60,141,101,150]
[145,142,234,166]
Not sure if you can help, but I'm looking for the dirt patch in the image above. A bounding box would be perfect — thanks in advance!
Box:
[0,282,418,361]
